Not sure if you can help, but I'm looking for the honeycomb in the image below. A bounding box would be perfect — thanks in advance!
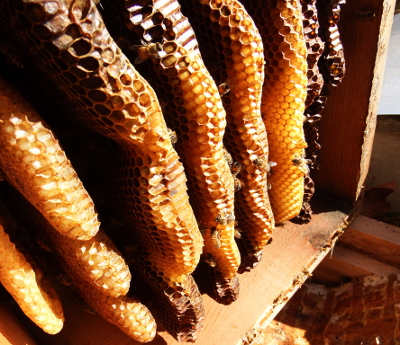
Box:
[178,0,275,272]
[0,0,349,340]
[0,78,100,241]
[98,147,206,339]
[304,84,329,168]
[194,260,240,305]
[301,0,325,108]
[0,103,134,299]
[1,179,158,342]
[316,0,346,85]
[0,0,205,339]
[292,0,325,224]
[0,206,64,335]
[129,268,205,342]
[241,0,308,223]
[66,260,157,343]
[101,0,240,283]
[43,217,132,298]
[0,0,203,279]
[290,175,315,224]
[0,32,25,69]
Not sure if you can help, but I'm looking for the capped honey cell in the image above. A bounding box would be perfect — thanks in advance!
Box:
[241,0,309,223]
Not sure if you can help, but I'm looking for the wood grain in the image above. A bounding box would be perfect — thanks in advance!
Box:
[0,303,38,345]
[316,245,400,277]
[313,215,400,285]
[340,215,400,266]
[23,196,350,345]
[313,0,396,204]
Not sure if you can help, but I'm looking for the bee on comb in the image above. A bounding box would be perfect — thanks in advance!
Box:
[130,40,163,64]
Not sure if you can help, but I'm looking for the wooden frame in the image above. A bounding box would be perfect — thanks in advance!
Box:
[313,215,400,285]
[313,0,395,205]
[0,0,396,344]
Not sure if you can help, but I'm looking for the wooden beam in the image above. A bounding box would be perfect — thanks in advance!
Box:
[316,244,400,279]
[339,215,400,267]
[313,0,396,204]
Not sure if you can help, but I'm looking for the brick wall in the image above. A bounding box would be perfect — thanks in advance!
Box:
[262,274,400,344]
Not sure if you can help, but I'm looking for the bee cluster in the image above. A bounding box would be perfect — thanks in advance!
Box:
[0,0,345,342]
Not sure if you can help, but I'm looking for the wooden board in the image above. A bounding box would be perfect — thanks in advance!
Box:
[314,244,400,280]
[0,303,37,345]
[340,215,400,266]
[313,0,395,204]
[313,215,400,285]
[19,196,350,345]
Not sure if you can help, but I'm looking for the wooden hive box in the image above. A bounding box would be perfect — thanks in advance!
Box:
[0,0,395,344]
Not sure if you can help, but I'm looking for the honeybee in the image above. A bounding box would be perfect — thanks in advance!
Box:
[204,253,217,268]
[36,237,52,252]
[130,41,163,64]
[234,178,243,192]
[292,157,304,165]
[199,225,207,235]
[234,227,242,239]
[210,228,221,248]
[218,83,230,96]
[266,161,277,175]
[231,162,241,177]
[223,147,233,168]
[215,211,235,225]
[83,304,97,315]
[356,9,376,20]
[167,128,178,146]
[253,158,265,167]
[56,272,73,286]
[292,156,311,170]
[307,114,322,123]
